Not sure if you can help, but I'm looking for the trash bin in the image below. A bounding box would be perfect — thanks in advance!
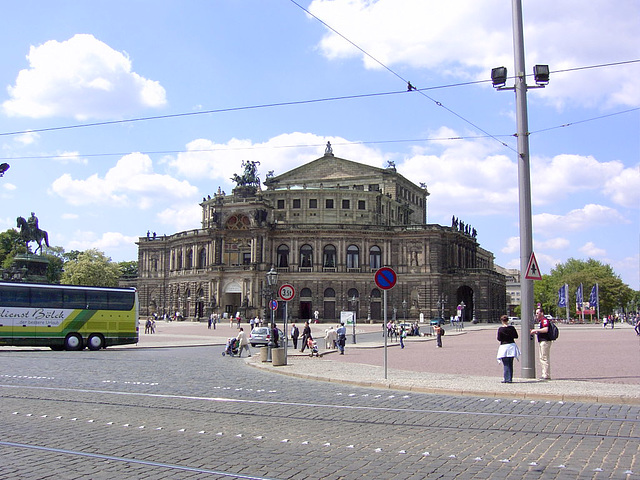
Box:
[259,346,269,362]
[272,347,286,366]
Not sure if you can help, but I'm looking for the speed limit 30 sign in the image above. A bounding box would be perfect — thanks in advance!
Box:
[279,284,295,302]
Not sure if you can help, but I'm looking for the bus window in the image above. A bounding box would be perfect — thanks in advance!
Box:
[108,291,135,310]
[0,285,29,306]
[31,287,63,309]
[86,291,107,310]
[63,289,86,309]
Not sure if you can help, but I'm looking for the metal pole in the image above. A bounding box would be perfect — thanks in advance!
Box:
[512,0,535,378]
[384,289,388,380]
[283,301,288,365]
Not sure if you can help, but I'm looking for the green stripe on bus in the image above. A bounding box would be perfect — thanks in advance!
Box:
[64,309,96,333]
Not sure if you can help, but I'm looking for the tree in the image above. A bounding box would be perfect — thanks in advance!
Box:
[118,260,138,279]
[534,258,636,318]
[0,228,23,269]
[61,249,121,287]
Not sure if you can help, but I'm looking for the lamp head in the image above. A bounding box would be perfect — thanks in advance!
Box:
[533,64,550,85]
[491,66,508,88]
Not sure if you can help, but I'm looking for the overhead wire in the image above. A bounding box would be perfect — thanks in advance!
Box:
[288,0,517,153]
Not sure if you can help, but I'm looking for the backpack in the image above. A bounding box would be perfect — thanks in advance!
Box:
[547,321,559,341]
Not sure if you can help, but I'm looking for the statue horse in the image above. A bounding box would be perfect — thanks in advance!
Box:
[16,216,50,254]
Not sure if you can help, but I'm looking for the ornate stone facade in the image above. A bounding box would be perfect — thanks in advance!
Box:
[136,152,506,323]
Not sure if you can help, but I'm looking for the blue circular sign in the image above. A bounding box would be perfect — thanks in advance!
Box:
[270,300,278,311]
[374,267,397,290]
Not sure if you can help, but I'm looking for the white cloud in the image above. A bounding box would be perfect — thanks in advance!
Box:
[50,152,198,207]
[534,204,628,234]
[3,34,166,120]
[157,204,202,232]
[603,163,640,208]
[14,131,39,145]
[53,151,87,165]
[308,0,640,109]
[536,237,570,250]
[579,241,607,257]
[65,230,138,253]
[167,132,388,186]
[501,236,520,254]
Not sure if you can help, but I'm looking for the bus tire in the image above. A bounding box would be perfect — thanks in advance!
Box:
[87,334,105,351]
[64,333,83,351]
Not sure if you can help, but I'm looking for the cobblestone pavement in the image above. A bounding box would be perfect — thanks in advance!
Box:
[1,327,639,479]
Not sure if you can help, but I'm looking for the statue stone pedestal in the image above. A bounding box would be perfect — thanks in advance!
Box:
[2,254,50,283]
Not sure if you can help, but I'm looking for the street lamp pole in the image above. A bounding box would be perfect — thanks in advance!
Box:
[266,266,278,362]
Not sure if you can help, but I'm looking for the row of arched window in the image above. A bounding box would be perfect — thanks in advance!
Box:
[277,244,382,269]
[173,248,207,270]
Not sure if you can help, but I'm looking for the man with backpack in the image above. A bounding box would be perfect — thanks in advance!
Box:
[530,308,554,380]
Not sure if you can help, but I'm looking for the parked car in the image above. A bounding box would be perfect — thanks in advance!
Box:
[249,326,286,347]
[430,317,445,326]
[396,322,420,336]
[508,317,521,325]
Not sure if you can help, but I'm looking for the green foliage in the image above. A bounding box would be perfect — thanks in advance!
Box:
[0,229,23,269]
[534,258,636,317]
[60,249,122,287]
[118,260,138,278]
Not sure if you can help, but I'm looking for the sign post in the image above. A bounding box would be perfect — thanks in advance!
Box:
[375,267,397,379]
[279,284,295,364]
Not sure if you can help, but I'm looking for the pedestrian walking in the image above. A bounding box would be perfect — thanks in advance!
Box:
[434,323,444,348]
[399,325,406,349]
[336,322,347,354]
[496,315,520,383]
[300,321,312,352]
[291,323,300,349]
[530,308,552,380]
[236,328,251,358]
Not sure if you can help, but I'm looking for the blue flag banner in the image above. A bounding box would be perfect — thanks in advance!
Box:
[589,285,598,307]
[576,283,583,307]
[557,284,567,308]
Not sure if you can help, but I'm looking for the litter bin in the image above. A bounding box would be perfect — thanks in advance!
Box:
[259,346,269,362]
[272,347,286,366]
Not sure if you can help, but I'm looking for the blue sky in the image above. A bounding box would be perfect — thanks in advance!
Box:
[0,0,638,289]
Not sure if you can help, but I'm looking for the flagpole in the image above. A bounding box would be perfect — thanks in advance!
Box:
[565,283,569,324]
[596,283,600,321]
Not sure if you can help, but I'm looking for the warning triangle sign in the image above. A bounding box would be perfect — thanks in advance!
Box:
[525,252,542,280]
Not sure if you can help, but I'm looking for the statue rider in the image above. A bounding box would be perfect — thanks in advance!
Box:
[27,212,39,237]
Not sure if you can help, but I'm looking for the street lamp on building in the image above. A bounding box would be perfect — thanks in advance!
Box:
[402,299,407,321]
[437,294,447,320]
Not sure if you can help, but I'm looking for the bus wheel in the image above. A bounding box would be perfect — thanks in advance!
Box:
[64,333,83,351]
[87,334,105,351]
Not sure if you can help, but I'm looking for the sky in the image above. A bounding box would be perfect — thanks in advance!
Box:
[0,0,638,290]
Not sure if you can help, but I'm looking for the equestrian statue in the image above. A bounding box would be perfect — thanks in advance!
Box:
[16,212,50,255]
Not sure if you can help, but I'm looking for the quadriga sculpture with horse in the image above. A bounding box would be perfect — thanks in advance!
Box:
[17,214,50,255]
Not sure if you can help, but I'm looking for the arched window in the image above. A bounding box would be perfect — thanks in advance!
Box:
[300,288,312,298]
[299,244,313,267]
[370,288,381,298]
[186,249,193,269]
[277,244,289,268]
[324,288,335,297]
[369,245,381,269]
[198,248,206,269]
[346,245,359,269]
[323,244,336,268]
[177,251,183,270]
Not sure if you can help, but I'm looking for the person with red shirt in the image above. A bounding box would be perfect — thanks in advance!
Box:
[530,308,552,380]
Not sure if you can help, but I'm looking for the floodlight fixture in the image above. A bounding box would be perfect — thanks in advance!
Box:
[533,64,550,85]
[491,66,508,88]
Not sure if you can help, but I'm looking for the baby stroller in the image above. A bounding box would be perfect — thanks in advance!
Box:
[307,338,319,357]
[222,338,239,356]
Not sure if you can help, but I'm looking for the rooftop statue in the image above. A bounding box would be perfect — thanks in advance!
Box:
[231,160,261,188]
[17,212,50,255]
